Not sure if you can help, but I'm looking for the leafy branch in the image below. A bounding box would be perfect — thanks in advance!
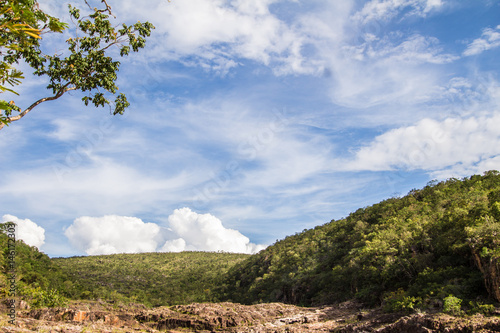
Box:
[0,0,154,129]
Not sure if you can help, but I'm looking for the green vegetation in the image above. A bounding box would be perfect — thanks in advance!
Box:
[1,229,248,307]
[443,295,463,316]
[2,171,500,315]
[221,171,500,312]
[0,0,154,129]
[52,252,249,307]
[0,227,68,308]
[0,0,67,114]
[383,289,422,314]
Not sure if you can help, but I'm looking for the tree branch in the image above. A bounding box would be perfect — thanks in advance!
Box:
[84,0,114,17]
[0,85,76,130]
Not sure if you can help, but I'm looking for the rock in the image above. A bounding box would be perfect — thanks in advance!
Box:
[6,301,500,333]
[73,310,88,321]
[18,300,30,310]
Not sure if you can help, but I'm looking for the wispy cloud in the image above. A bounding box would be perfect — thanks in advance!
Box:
[0,154,196,218]
[119,0,456,109]
[464,25,500,56]
[353,0,444,24]
[114,0,314,75]
[323,33,456,107]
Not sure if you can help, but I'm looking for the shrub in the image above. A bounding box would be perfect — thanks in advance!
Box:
[443,295,463,316]
[383,289,421,313]
[24,287,68,308]
[468,301,495,315]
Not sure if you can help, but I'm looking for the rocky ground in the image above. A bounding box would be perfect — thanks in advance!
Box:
[1,300,500,332]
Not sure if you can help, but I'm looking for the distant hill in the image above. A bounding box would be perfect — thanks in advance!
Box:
[0,231,248,307]
[52,251,249,306]
[221,171,500,310]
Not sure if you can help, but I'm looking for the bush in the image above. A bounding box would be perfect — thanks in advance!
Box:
[24,287,68,308]
[383,289,421,313]
[443,295,463,316]
[468,301,495,315]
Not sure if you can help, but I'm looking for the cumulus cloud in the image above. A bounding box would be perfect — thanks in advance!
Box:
[160,208,266,254]
[64,209,266,255]
[2,215,45,248]
[342,112,500,177]
[464,25,500,56]
[65,215,162,255]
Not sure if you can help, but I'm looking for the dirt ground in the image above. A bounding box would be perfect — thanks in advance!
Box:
[1,300,500,332]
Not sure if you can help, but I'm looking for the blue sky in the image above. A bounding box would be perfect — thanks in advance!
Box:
[1,0,500,257]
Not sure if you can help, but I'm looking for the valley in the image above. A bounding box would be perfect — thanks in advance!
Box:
[2,171,500,332]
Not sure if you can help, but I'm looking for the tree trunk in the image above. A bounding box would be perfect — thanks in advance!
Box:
[471,251,500,302]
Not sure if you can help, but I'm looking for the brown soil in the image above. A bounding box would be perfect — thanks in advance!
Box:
[1,300,500,332]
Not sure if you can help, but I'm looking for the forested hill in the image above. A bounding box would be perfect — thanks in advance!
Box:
[1,171,500,313]
[221,171,500,309]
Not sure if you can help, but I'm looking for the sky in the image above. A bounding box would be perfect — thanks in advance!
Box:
[1,0,499,257]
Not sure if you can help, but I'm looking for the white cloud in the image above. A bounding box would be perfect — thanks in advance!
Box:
[423,0,443,13]
[375,35,457,64]
[65,215,162,255]
[353,0,443,23]
[323,35,452,107]
[283,1,456,108]
[160,238,187,253]
[431,155,500,180]
[114,0,313,75]
[64,209,265,255]
[111,0,454,103]
[2,215,45,248]
[464,25,500,56]
[343,112,500,177]
[0,153,197,219]
[238,133,333,189]
[160,208,266,254]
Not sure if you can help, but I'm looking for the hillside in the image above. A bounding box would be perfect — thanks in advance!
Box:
[0,232,248,307]
[52,251,249,306]
[221,171,500,311]
[0,229,68,308]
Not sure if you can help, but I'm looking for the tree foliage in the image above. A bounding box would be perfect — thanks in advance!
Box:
[0,0,66,108]
[53,252,249,307]
[1,225,248,307]
[0,0,154,129]
[222,171,500,310]
[0,223,69,308]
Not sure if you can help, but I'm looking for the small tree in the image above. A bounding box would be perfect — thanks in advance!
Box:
[0,0,154,129]
[443,295,463,316]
